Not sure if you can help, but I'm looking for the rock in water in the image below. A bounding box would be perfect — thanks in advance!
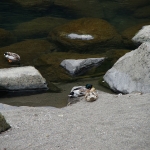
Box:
[60,58,105,76]
[103,42,150,94]
[0,66,48,91]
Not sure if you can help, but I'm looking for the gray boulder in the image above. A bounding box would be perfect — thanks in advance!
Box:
[60,58,105,76]
[103,42,150,94]
[132,25,150,44]
[0,66,48,91]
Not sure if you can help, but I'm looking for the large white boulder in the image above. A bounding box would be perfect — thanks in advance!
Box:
[103,42,150,94]
[0,66,47,91]
[60,58,105,76]
[132,25,150,44]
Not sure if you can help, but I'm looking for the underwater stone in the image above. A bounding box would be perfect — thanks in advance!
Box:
[0,113,11,133]
[49,18,122,52]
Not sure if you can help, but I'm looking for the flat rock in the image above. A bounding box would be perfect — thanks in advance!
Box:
[61,57,105,76]
[103,42,150,94]
[0,66,48,91]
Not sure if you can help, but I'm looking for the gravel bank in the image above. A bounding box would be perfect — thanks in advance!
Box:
[0,91,150,150]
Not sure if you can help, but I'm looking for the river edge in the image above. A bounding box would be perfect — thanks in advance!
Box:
[0,91,150,150]
[0,77,114,108]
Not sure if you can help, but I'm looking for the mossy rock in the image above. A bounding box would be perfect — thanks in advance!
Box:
[48,18,123,53]
[34,52,106,82]
[0,39,61,91]
[0,40,131,88]
[0,39,57,68]
[13,17,68,41]
[33,50,130,82]
[133,5,150,18]
[0,113,11,133]
[0,28,16,47]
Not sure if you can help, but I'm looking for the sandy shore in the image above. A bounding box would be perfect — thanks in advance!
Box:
[0,91,150,150]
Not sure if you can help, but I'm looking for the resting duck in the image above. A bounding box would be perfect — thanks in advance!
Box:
[68,86,86,98]
[85,84,95,92]
[4,52,20,63]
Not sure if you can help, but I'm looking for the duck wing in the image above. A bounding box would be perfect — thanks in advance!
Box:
[11,53,20,60]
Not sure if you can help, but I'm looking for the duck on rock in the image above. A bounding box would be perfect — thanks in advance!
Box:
[4,52,20,63]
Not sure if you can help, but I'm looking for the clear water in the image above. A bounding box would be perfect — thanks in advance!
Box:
[0,77,114,108]
[0,0,149,107]
[1,0,149,32]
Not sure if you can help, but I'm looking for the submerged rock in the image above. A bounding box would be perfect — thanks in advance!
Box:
[103,42,150,94]
[0,66,48,91]
[48,18,122,53]
[13,17,68,41]
[34,52,107,82]
[133,5,150,18]
[115,0,150,11]
[0,28,16,47]
[0,39,57,68]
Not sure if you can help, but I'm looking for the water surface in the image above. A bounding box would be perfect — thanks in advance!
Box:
[0,0,149,107]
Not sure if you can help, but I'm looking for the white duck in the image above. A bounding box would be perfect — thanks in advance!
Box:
[4,52,20,63]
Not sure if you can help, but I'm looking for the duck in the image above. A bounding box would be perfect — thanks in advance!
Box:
[4,52,20,63]
[85,84,95,92]
[68,91,81,98]
[68,86,86,98]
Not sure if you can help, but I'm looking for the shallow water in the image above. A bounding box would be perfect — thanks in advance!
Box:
[0,1,149,32]
[0,0,149,107]
[0,78,114,108]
